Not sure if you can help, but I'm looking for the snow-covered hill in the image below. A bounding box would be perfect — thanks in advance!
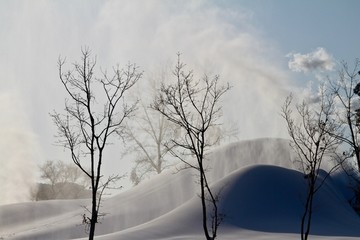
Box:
[1,138,360,240]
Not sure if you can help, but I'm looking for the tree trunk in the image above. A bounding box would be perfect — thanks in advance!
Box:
[200,166,213,240]
[304,192,314,240]
[301,178,315,240]
[355,146,360,173]
[88,187,98,240]
[301,195,309,240]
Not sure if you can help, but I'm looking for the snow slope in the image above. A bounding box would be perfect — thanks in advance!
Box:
[1,138,360,240]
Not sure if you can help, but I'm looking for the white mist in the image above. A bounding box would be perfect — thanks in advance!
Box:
[0,91,39,205]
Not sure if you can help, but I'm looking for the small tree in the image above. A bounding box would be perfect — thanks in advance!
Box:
[152,53,230,240]
[124,100,179,185]
[281,88,341,240]
[327,59,360,208]
[39,160,63,198]
[123,71,179,185]
[126,71,237,185]
[38,160,89,199]
[51,48,141,240]
[328,59,360,170]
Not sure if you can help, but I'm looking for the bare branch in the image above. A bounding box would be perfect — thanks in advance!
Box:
[152,53,230,240]
[281,85,342,240]
[51,49,141,239]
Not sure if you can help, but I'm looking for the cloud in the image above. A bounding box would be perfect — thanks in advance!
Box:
[287,47,335,73]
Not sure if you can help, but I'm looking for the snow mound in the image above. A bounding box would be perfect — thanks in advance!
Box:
[218,165,360,235]
[1,138,360,240]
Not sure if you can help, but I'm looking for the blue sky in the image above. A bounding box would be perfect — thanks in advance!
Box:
[221,0,360,61]
[0,0,359,202]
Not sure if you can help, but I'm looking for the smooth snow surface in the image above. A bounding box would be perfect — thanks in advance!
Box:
[1,138,360,240]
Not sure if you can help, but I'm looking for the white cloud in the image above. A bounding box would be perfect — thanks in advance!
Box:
[287,47,335,73]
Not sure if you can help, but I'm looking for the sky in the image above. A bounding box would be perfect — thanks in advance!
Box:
[0,0,359,204]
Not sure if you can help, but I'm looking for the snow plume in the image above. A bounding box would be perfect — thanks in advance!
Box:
[92,0,291,140]
[0,0,293,188]
[287,47,335,73]
[0,91,39,205]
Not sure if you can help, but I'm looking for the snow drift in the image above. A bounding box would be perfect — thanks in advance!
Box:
[1,138,360,240]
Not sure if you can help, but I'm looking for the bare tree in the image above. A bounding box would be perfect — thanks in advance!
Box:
[125,101,179,185]
[38,160,90,199]
[125,65,238,186]
[51,48,141,240]
[328,59,360,171]
[39,160,62,197]
[123,68,180,185]
[152,53,230,240]
[281,88,342,240]
[326,60,360,209]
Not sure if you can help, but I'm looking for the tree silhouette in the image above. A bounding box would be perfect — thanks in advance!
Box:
[282,87,342,240]
[51,48,141,240]
[152,53,230,240]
